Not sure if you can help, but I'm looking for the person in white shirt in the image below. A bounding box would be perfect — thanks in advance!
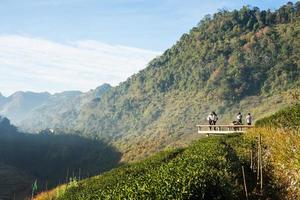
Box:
[237,112,243,124]
[207,112,218,130]
[246,113,253,125]
[207,112,214,130]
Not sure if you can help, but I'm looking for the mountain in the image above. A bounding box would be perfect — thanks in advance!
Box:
[20,84,112,132]
[75,3,299,160]
[0,84,111,130]
[0,92,6,106]
[16,3,300,161]
[0,91,51,123]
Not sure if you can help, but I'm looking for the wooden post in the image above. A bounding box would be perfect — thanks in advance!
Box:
[259,134,263,192]
[250,150,253,170]
[242,166,249,200]
[257,137,260,182]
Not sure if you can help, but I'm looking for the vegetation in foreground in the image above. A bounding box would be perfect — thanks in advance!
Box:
[36,135,251,200]
[36,103,300,200]
[245,103,300,199]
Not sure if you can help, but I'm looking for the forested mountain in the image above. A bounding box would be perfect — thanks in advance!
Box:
[76,3,299,160]
[12,3,300,161]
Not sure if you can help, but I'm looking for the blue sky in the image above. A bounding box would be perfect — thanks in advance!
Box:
[0,0,296,96]
[1,0,295,51]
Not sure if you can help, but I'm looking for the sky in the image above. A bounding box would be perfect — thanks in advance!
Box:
[0,0,296,96]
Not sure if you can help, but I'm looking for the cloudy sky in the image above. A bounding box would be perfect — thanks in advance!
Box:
[0,0,296,96]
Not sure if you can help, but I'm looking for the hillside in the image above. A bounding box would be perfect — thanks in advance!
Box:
[78,3,300,160]
[256,103,300,129]
[11,3,300,162]
[246,103,300,199]
[0,116,121,199]
[0,164,32,200]
[36,135,251,200]
[35,101,300,200]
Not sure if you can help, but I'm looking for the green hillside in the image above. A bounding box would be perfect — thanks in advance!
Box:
[36,100,300,200]
[14,3,300,162]
[75,3,300,160]
[37,135,253,200]
[256,103,300,129]
[246,103,300,199]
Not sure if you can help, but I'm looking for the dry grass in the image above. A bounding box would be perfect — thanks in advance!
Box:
[245,127,300,199]
[34,185,67,200]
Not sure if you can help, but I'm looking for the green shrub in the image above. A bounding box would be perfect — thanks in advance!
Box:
[255,103,300,129]
[57,136,245,200]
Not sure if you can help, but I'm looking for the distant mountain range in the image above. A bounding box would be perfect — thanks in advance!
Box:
[0,84,111,129]
[0,91,51,124]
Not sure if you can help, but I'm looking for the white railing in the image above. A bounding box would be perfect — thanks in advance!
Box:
[196,125,254,135]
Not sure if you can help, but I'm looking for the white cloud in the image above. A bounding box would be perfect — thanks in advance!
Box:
[0,35,160,96]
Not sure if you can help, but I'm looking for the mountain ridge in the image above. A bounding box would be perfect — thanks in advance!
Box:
[6,3,300,161]
[0,84,112,128]
[72,3,300,160]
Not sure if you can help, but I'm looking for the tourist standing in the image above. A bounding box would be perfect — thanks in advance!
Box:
[246,113,253,125]
[212,111,218,125]
[237,112,243,124]
[207,112,214,130]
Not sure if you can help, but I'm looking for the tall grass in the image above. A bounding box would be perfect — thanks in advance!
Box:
[245,127,300,199]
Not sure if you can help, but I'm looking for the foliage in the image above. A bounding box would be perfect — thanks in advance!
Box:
[14,2,300,162]
[84,2,300,160]
[245,104,300,199]
[37,102,300,200]
[37,136,251,200]
[245,127,300,199]
[255,103,300,129]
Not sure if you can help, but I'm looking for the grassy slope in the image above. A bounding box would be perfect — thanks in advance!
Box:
[35,103,300,200]
[36,135,258,200]
[255,103,300,129]
[245,103,300,199]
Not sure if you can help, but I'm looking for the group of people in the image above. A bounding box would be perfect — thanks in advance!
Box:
[207,112,253,126]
